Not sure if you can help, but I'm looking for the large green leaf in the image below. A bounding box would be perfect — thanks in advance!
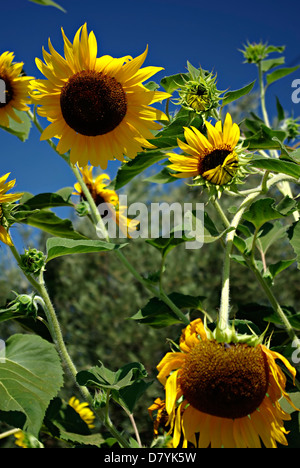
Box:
[21,210,87,240]
[222,81,256,107]
[250,157,300,178]
[28,0,66,12]
[0,334,63,437]
[242,198,286,230]
[46,237,127,262]
[20,188,74,211]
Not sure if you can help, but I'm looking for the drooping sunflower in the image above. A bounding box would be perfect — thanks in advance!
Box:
[153,319,298,448]
[73,165,139,238]
[68,396,95,429]
[0,51,32,128]
[168,113,247,190]
[31,24,170,169]
[0,173,23,246]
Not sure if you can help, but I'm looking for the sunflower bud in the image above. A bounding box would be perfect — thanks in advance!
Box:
[240,42,269,64]
[281,117,300,141]
[3,292,39,319]
[75,200,91,217]
[20,248,46,276]
[176,62,223,118]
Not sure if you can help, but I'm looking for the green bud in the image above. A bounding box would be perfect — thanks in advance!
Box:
[282,117,300,141]
[75,200,91,217]
[6,292,39,319]
[20,248,46,275]
[240,41,269,64]
[176,62,223,118]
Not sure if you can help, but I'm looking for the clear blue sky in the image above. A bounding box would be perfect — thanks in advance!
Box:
[1,0,300,195]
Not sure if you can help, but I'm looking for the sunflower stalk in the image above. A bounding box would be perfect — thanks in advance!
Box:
[218,192,259,333]
[257,61,299,222]
[213,184,300,350]
[10,239,133,448]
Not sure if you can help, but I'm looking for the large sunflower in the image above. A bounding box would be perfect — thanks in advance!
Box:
[73,165,139,238]
[154,319,298,448]
[31,24,170,169]
[0,51,32,128]
[168,113,244,188]
[0,173,23,246]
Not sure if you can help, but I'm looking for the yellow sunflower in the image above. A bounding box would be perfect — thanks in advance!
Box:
[168,113,243,187]
[154,318,298,448]
[0,51,32,128]
[0,173,23,246]
[73,165,139,237]
[68,396,95,429]
[31,24,170,169]
[14,431,28,448]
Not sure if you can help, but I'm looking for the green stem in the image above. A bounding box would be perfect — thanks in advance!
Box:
[213,191,300,347]
[9,242,92,402]
[258,61,270,128]
[218,192,258,330]
[248,263,300,348]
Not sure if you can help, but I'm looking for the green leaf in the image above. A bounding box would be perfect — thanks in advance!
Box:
[28,0,66,12]
[21,210,87,240]
[267,259,296,280]
[222,81,255,107]
[266,66,300,86]
[130,292,205,328]
[76,362,150,413]
[144,167,177,184]
[147,108,203,150]
[276,96,285,122]
[256,221,289,255]
[243,198,285,230]
[46,237,127,262]
[111,151,167,190]
[250,156,300,178]
[261,57,285,73]
[19,188,74,211]
[44,398,104,446]
[160,72,189,94]
[146,211,233,258]
[0,334,63,437]
[0,110,31,142]
[288,221,300,269]
[244,123,287,150]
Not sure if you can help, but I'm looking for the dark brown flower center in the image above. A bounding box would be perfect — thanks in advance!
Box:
[60,70,127,136]
[0,75,14,108]
[180,341,269,419]
[199,149,231,174]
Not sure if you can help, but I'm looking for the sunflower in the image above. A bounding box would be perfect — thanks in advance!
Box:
[68,396,95,429]
[31,24,170,169]
[154,318,298,448]
[0,173,23,246]
[14,431,28,448]
[168,113,246,189]
[73,165,139,237]
[0,51,32,128]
